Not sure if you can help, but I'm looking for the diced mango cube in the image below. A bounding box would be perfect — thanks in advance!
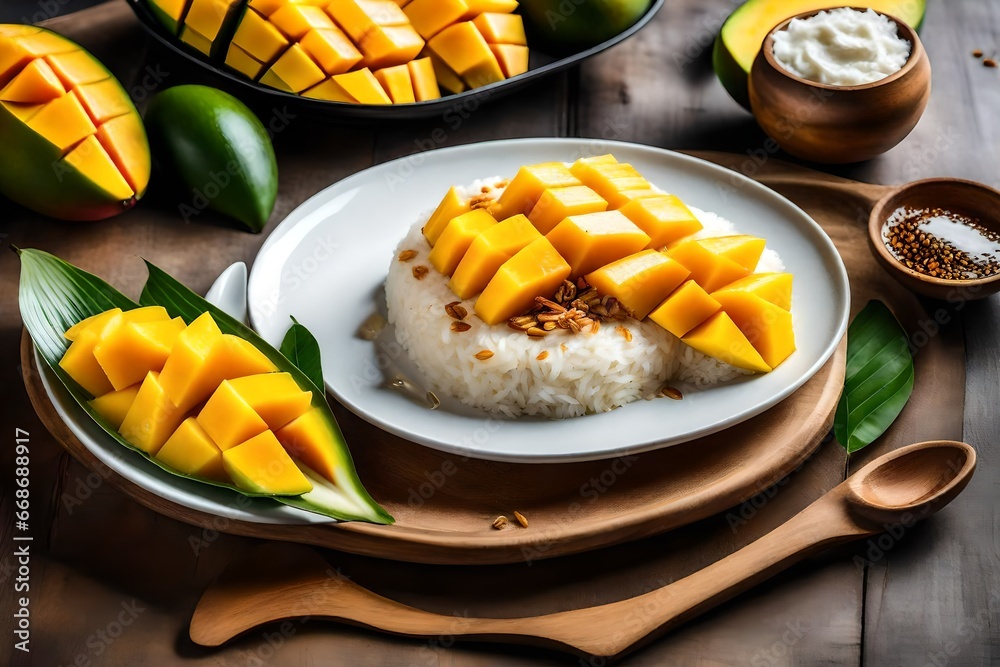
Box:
[490,43,528,78]
[249,0,284,15]
[374,63,414,103]
[155,417,227,481]
[44,51,109,87]
[428,208,497,276]
[302,76,356,102]
[407,57,440,101]
[184,0,242,42]
[223,430,313,495]
[570,159,652,209]
[300,27,363,75]
[225,372,313,430]
[225,43,266,80]
[74,78,132,124]
[423,186,471,245]
[682,312,771,373]
[475,237,572,325]
[714,291,795,369]
[461,0,518,16]
[60,328,114,396]
[450,214,542,299]
[179,25,213,56]
[270,2,334,39]
[333,68,392,103]
[546,211,650,277]
[696,235,766,273]
[275,407,340,485]
[360,25,424,70]
[197,380,270,451]
[147,0,188,33]
[26,90,95,152]
[119,371,187,454]
[665,238,750,293]
[619,195,703,249]
[0,58,65,104]
[527,185,607,234]
[232,9,290,62]
[94,316,186,391]
[585,250,690,320]
[430,54,466,94]
[262,43,326,93]
[88,384,140,430]
[95,113,151,197]
[648,280,722,338]
[427,22,503,89]
[494,162,580,221]
[715,272,793,311]
[61,135,134,201]
[404,0,468,39]
[472,13,526,45]
[64,308,123,341]
[326,0,409,42]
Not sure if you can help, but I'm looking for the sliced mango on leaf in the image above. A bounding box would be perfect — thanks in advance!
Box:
[16,248,393,523]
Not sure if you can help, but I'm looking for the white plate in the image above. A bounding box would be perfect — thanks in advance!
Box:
[248,139,850,463]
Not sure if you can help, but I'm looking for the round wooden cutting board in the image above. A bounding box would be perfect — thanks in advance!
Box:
[22,153,930,566]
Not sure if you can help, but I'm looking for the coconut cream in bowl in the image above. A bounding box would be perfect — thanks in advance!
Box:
[749,7,931,164]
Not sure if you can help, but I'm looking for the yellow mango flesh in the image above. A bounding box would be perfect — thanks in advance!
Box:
[225,372,313,430]
[275,407,340,485]
[475,237,571,325]
[404,0,468,39]
[423,186,470,245]
[184,0,241,42]
[225,43,266,80]
[714,291,796,369]
[374,63,415,103]
[585,250,690,320]
[94,316,186,391]
[223,430,313,495]
[300,27,363,75]
[180,25,214,56]
[682,312,771,374]
[407,56,440,100]
[0,57,64,103]
[570,160,651,209]
[472,13,525,45]
[716,272,793,310]
[527,184,608,235]
[95,113,152,197]
[44,50,107,87]
[449,214,541,299]
[155,417,227,481]
[463,0,518,15]
[431,54,466,93]
[119,371,186,454]
[494,162,580,221]
[61,135,134,203]
[327,0,409,42]
[545,210,650,277]
[332,68,392,103]
[232,8,289,62]
[64,307,122,341]
[666,239,750,293]
[427,21,502,88]
[490,43,527,78]
[270,2,334,40]
[88,384,140,430]
[27,90,95,152]
[262,43,326,93]
[359,25,424,70]
[428,208,497,276]
[302,76,356,102]
[619,195,704,249]
[697,235,766,272]
[648,279,722,338]
[197,380,270,450]
[75,78,132,123]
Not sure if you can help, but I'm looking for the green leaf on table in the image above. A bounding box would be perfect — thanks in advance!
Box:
[834,300,915,453]
[280,317,324,390]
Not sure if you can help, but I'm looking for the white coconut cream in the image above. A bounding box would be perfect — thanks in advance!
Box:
[772,8,912,86]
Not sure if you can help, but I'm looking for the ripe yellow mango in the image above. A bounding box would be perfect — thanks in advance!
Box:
[88,384,140,430]
[430,54,466,94]
[305,68,392,103]
[428,208,497,276]
[261,43,326,92]
[427,21,502,88]
[490,43,528,78]
[475,237,571,325]
[275,407,344,484]
[585,250,690,320]
[570,159,651,209]
[681,312,771,374]
[64,307,122,341]
[697,235,766,272]
[714,291,796,369]
[0,57,64,103]
[649,280,722,338]
[326,0,410,42]
[271,2,334,39]
[359,25,424,70]
[223,430,313,495]
[494,162,580,221]
[472,12,525,45]
[404,0,468,39]
[527,185,608,234]
[715,272,793,310]
[545,210,650,277]
[231,8,289,63]
[619,195,703,249]
[374,63,415,103]
[449,214,541,299]
[119,371,187,454]
[226,43,266,80]
[300,27,363,75]
[94,316,186,391]
[423,186,471,244]
[407,57,440,100]
[197,380,270,450]
[155,417,227,481]
[666,238,750,293]
[226,372,313,430]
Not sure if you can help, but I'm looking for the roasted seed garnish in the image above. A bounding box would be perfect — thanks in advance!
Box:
[535,295,567,312]
[986,58,998,68]
[444,302,467,320]
[492,515,508,529]
[526,326,548,337]
[616,325,633,342]
[357,312,387,340]
[661,386,683,400]
[560,343,568,353]
[475,349,495,360]
[973,49,984,58]
[481,186,490,193]
[469,193,496,210]
[554,279,577,304]
[398,249,417,262]
[536,351,549,361]
[451,321,472,332]
[542,321,557,331]
[513,510,528,528]
[412,265,429,280]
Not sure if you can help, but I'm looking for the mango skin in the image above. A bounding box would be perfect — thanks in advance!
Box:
[144,85,278,233]
[519,0,652,52]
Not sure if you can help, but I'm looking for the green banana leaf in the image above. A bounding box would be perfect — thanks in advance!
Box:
[280,316,324,391]
[834,300,915,454]
[17,247,392,524]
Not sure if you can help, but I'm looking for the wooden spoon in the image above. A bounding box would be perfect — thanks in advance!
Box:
[190,440,975,660]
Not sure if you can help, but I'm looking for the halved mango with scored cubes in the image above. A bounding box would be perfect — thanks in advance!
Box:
[0,26,150,220]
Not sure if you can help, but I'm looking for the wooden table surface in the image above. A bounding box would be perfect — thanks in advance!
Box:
[2,1,998,664]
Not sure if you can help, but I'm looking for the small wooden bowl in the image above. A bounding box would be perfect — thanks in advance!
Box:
[868,178,1000,300]
[749,8,931,164]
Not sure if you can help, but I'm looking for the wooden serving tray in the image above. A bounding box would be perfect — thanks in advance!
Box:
[21,153,934,566]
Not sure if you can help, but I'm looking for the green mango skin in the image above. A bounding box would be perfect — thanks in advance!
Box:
[520,0,653,52]
[145,85,278,233]
[713,0,927,110]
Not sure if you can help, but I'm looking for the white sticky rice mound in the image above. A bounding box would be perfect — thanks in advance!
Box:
[384,177,785,418]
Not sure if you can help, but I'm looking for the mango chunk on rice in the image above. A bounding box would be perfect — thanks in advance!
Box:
[475,237,571,325]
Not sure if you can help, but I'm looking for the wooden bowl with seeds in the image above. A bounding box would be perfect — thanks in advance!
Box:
[868,178,1000,300]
